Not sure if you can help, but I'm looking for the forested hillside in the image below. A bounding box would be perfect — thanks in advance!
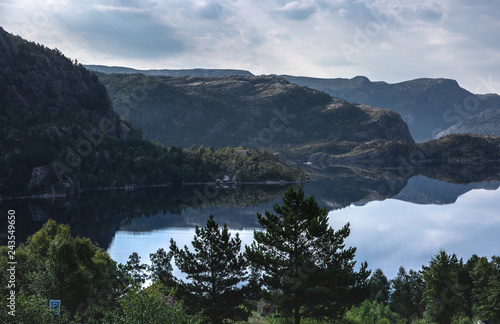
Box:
[0,27,303,197]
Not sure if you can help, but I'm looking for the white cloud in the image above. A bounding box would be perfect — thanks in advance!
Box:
[277,1,317,20]
[0,0,499,93]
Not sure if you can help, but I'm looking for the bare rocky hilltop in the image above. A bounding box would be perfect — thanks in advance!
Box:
[95,72,414,148]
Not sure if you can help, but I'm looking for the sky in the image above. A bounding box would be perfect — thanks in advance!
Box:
[1,0,500,94]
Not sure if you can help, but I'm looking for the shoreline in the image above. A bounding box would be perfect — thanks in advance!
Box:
[0,178,311,201]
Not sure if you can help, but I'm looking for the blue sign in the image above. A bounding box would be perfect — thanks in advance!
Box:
[49,300,61,315]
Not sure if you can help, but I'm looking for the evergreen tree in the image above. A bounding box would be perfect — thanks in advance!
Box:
[119,252,148,286]
[148,248,175,286]
[390,266,424,321]
[170,214,248,324]
[471,255,500,322]
[245,186,369,324]
[421,250,468,323]
[487,256,500,322]
[368,268,390,304]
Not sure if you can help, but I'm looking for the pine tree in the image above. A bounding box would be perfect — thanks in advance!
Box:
[170,214,248,324]
[471,256,500,322]
[390,266,424,320]
[422,250,468,323]
[148,248,175,286]
[245,186,369,324]
[120,252,148,286]
[368,268,391,304]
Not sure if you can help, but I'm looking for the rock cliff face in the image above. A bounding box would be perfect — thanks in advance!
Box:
[436,108,500,138]
[281,75,500,142]
[97,73,414,148]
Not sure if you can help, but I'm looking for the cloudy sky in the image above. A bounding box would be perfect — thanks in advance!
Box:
[1,0,499,94]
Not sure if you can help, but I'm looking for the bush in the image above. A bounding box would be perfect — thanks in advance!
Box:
[343,300,406,324]
[103,283,203,324]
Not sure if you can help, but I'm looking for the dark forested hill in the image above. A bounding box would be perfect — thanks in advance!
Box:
[0,27,303,197]
[96,73,414,148]
[281,75,500,141]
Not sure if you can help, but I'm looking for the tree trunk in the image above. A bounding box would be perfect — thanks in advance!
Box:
[294,305,301,324]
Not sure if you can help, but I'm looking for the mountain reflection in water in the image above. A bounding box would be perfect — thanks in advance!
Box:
[2,164,500,278]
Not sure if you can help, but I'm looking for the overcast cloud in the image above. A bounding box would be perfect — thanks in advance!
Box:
[1,0,499,93]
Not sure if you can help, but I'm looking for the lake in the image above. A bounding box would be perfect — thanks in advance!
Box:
[3,166,500,281]
[107,174,500,281]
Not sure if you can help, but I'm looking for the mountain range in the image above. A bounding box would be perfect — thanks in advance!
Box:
[281,75,500,141]
[92,68,500,168]
[84,65,254,77]
[1,25,499,198]
[89,65,500,143]
[95,72,413,149]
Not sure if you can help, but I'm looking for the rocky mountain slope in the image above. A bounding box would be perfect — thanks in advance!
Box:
[0,27,303,197]
[281,75,500,141]
[96,73,414,148]
[306,134,500,172]
[436,108,500,138]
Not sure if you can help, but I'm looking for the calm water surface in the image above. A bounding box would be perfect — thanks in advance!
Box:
[3,170,498,280]
[107,180,500,280]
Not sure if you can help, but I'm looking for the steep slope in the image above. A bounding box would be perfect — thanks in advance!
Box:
[97,73,414,148]
[436,108,500,138]
[281,75,500,141]
[0,27,303,197]
[85,65,253,77]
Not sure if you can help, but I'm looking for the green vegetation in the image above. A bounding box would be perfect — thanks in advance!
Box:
[0,220,122,321]
[342,300,406,324]
[103,283,203,324]
[390,267,424,320]
[170,214,249,323]
[0,28,304,197]
[2,189,500,323]
[245,187,370,323]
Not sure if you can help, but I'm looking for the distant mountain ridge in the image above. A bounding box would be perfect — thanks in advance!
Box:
[281,75,500,141]
[88,65,500,142]
[85,64,254,77]
[436,109,500,138]
[96,72,414,149]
